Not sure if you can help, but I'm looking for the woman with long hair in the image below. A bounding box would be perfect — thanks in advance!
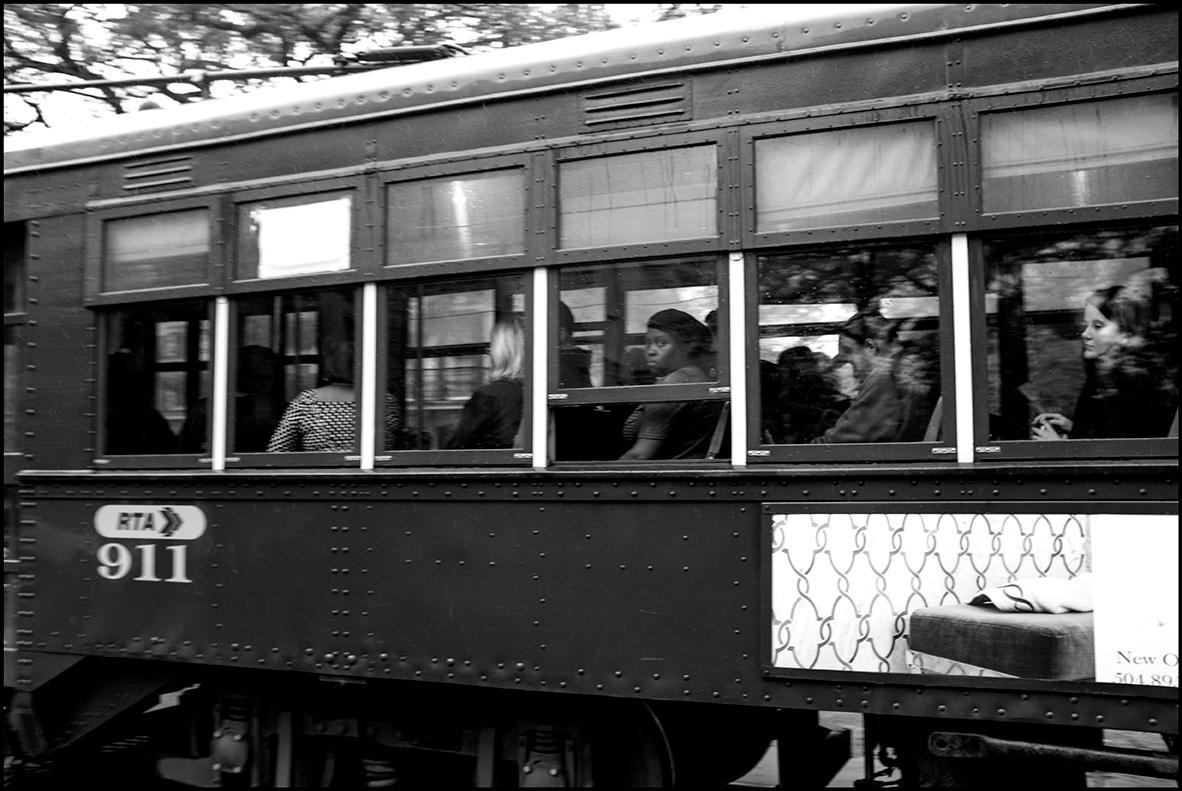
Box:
[446,314,526,449]
[1031,285,1176,440]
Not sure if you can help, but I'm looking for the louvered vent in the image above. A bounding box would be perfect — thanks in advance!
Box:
[581,81,691,130]
[122,155,195,193]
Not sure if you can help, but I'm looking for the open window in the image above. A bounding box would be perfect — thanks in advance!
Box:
[378,272,529,465]
[97,300,212,465]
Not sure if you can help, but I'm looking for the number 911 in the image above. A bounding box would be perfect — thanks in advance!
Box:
[97,543,192,583]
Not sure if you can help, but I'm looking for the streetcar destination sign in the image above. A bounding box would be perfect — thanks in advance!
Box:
[94,504,207,540]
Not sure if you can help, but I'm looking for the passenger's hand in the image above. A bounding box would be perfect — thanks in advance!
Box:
[1030,412,1071,440]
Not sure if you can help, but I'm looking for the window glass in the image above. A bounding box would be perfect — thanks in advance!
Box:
[103,301,209,455]
[384,274,525,451]
[553,259,723,461]
[227,288,359,454]
[104,210,210,292]
[981,94,1178,214]
[3,327,18,450]
[387,170,525,264]
[755,121,939,232]
[558,259,719,388]
[983,225,1178,443]
[237,194,352,280]
[559,146,717,248]
[755,242,942,445]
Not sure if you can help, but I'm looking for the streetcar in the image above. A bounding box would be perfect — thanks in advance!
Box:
[4,3,1178,787]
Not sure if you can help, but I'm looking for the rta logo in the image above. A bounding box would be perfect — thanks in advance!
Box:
[94,504,206,540]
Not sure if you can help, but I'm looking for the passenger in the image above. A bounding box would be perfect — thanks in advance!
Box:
[811,310,905,444]
[445,314,525,449]
[759,358,783,444]
[620,346,656,386]
[619,309,721,460]
[893,339,941,441]
[703,309,721,380]
[777,345,844,444]
[267,340,401,452]
[1030,285,1176,440]
[105,349,176,455]
[557,301,592,388]
[179,344,281,453]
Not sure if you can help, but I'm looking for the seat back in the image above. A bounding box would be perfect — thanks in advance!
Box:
[706,401,731,459]
[922,395,944,443]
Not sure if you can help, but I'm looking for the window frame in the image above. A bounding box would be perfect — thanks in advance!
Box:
[373,270,534,468]
[963,76,1178,233]
[548,130,729,265]
[227,285,365,468]
[743,239,959,464]
[739,103,958,251]
[379,153,535,280]
[93,298,216,469]
[968,223,1179,461]
[226,175,370,296]
[84,195,223,307]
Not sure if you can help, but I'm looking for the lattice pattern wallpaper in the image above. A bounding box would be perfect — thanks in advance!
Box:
[769,512,1091,673]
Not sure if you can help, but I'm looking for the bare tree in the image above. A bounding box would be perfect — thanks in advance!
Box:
[4,3,722,136]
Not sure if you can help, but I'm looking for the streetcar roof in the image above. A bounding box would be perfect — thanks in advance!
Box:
[3,4,1133,173]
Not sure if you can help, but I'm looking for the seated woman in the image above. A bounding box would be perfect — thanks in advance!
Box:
[619,309,722,460]
[267,340,401,452]
[1031,285,1177,440]
[446,314,525,449]
[777,345,845,444]
[811,310,906,444]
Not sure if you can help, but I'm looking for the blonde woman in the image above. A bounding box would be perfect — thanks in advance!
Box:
[446,314,525,448]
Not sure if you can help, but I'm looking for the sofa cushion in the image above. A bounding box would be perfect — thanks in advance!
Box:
[908,604,1095,680]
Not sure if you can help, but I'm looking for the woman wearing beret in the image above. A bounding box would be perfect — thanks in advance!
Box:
[619,308,723,460]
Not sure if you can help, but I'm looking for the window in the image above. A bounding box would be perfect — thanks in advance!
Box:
[233,287,358,457]
[382,273,526,456]
[103,209,211,293]
[553,258,726,461]
[754,121,939,233]
[237,193,353,280]
[100,301,210,458]
[754,241,944,454]
[387,170,525,264]
[981,93,1178,214]
[983,225,1178,450]
[559,146,717,249]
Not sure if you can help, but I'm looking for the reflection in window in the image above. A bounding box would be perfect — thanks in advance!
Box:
[384,274,525,451]
[984,225,1178,443]
[103,301,209,455]
[237,194,352,280]
[755,121,938,232]
[981,94,1178,213]
[559,146,717,249]
[387,170,525,264]
[756,243,941,445]
[104,210,210,293]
